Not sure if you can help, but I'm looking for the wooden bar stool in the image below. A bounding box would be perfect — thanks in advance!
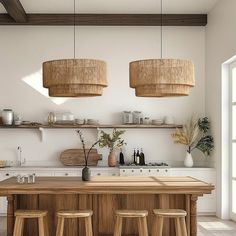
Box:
[56,210,93,236]
[13,210,49,236]
[152,209,187,236]
[114,210,149,236]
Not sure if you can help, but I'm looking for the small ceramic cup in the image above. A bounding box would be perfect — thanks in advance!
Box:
[164,116,175,125]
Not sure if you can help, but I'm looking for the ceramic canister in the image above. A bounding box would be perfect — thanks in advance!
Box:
[1,109,13,125]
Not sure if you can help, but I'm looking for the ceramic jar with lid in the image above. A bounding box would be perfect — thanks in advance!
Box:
[123,111,133,124]
[132,111,143,124]
[1,109,13,125]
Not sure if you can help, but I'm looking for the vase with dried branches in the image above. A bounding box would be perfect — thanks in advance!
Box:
[77,130,99,181]
[99,129,126,167]
[172,117,214,167]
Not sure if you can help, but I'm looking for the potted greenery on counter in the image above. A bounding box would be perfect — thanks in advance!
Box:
[77,130,99,181]
[172,117,214,167]
[99,129,126,167]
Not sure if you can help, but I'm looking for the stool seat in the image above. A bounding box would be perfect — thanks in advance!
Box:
[15,210,48,218]
[115,210,148,218]
[153,209,187,218]
[57,210,93,218]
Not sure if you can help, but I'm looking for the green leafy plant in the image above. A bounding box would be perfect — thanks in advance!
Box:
[99,129,126,152]
[172,116,214,156]
[77,130,99,166]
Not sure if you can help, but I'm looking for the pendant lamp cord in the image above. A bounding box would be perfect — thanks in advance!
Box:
[160,0,163,59]
[73,0,76,59]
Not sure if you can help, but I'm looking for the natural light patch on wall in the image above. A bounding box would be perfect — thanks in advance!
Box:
[22,70,68,105]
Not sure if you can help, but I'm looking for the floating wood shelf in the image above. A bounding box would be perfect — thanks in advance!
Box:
[0,124,182,129]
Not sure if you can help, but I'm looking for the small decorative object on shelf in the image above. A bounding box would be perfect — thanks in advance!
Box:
[99,129,126,167]
[1,109,13,125]
[171,116,214,168]
[77,130,99,181]
[119,149,125,165]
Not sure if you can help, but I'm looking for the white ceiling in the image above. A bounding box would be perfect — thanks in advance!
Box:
[0,0,219,14]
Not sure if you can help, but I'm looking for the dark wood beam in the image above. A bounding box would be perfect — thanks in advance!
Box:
[0,14,207,26]
[0,0,26,22]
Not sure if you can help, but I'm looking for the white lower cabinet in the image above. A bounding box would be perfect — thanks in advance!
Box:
[170,168,216,215]
[54,171,80,177]
[91,168,119,176]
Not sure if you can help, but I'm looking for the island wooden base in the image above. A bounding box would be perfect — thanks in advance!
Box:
[7,193,199,236]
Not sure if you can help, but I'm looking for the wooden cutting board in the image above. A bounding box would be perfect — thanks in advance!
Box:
[59,149,102,166]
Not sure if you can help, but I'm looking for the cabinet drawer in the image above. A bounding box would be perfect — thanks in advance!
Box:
[54,172,79,177]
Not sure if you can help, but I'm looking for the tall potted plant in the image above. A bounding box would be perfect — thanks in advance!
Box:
[99,129,126,167]
[172,117,214,167]
[77,130,99,181]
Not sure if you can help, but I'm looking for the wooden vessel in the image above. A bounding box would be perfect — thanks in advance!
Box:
[0,176,214,236]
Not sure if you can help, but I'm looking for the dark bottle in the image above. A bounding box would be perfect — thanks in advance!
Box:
[136,149,140,165]
[140,148,145,166]
[133,149,136,164]
[119,149,125,165]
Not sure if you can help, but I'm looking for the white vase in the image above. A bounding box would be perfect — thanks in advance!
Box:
[184,152,193,167]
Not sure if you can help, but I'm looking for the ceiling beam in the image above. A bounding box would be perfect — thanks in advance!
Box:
[0,14,207,26]
[0,0,26,22]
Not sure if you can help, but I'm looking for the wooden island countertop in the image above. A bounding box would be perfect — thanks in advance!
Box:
[0,176,215,236]
[0,176,214,195]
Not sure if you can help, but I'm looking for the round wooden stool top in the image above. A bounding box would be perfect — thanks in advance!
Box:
[153,209,187,218]
[57,210,93,218]
[115,210,148,218]
[15,210,48,218]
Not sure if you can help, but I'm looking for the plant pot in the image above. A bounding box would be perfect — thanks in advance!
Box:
[184,152,193,168]
[82,166,91,181]
[108,151,117,167]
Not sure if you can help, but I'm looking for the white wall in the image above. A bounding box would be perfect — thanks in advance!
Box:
[206,0,236,219]
[0,25,206,166]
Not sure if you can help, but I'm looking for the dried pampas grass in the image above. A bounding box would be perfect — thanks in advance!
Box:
[172,116,199,147]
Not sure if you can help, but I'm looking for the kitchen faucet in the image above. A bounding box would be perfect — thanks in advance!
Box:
[17,146,26,166]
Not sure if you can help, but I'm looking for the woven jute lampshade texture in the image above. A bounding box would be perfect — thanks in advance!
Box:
[129,59,195,97]
[43,59,107,97]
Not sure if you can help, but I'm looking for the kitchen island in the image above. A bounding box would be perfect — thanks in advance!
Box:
[0,176,214,236]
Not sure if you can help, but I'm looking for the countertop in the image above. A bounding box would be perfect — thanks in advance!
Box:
[0,176,215,195]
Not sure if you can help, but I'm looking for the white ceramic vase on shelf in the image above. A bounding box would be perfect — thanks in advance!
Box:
[184,152,193,167]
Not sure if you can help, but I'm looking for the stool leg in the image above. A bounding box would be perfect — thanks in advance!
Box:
[174,218,182,236]
[43,216,50,236]
[13,217,24,236]
[180,217,188,236]
[56,216,65,236]
[138,218,143,235]
[38,216,46,236]
[151,216,163,236]
[139,217,148,236]
[113,216,122,236]
[85,216,93,236]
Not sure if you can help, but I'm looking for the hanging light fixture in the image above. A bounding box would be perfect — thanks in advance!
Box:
[129,0,195,97]
[43,0,107,97]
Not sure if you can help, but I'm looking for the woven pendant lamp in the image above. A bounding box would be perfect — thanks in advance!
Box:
[43,59,107,97]
[129,0,195,97]
[42,0,107,97]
